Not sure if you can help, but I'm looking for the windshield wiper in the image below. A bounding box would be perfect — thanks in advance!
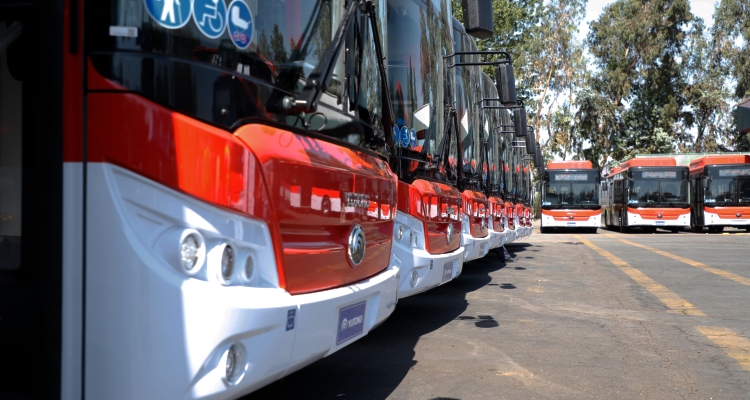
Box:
[278,0,394,144]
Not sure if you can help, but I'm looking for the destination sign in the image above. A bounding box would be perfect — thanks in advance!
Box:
[718,168,750,177]
[553,173,589,181]
[641,171,677,179]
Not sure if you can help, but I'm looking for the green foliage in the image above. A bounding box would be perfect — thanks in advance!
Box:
[577,0,703,168]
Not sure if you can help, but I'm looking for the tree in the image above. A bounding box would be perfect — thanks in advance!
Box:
[579,0,698,168]
[712,0,750,150]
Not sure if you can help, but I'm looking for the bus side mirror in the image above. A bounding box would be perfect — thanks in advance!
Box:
[525,127,536,154]
[513,108,528,138]
[461,0,494,39]
[496,64,517,105]
[702,176,709,189]
[623,179,629,190]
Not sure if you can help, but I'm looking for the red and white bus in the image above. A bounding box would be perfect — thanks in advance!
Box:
[452,19,491,262]
[385,0,466,298]
[2,1,402,398]
[689,154,750,233]
[540,161,601,233]
[602,157,690,233]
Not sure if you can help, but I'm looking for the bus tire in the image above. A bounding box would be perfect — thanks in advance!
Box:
[540,226,547,234]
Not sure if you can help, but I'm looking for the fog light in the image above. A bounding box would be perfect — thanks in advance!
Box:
[410,270,418,288]
[244,255,254,281]
[225,346,236,380]
[221,245,235,282]
[223,344,244,385]
[180,234,201,271]
[397,225,404,241]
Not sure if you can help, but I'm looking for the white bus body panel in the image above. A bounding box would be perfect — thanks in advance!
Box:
[461,214,490,262]
[390,212,464,299]
[702,210,750,227]
[81,163,399,399]
[541,212,601,228]
[627,210,689,227]
[487,217,506,250]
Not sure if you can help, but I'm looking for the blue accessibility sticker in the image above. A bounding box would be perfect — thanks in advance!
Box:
[144,0,193,29]
[400,126,410,147]
[192,0,227,39]
[226,0,253,49]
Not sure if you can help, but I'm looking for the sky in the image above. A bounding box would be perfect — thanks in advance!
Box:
[578,0,718,41]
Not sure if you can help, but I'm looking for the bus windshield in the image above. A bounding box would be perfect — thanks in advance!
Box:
[628,169,689,207]
[387,0,454,181]
[704,166,750,206]
[543,171,599,208]
[88,0,389,150]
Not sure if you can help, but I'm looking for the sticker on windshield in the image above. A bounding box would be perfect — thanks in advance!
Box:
[227,0,254,49]
[193,0,227,39]
[144,0,193,29]
[410,128,417,148]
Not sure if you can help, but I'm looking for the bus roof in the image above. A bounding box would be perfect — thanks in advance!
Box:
[690,154,750,172]
[546,160,593,170]
[621,157,677,168]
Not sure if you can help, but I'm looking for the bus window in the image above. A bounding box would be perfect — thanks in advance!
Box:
[0,20,22,271]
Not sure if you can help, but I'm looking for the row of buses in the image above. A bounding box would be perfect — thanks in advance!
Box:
[1,0,538,398]
[539,155,750,234]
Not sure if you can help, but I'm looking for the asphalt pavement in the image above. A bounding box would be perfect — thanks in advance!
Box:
[244,226,750,399]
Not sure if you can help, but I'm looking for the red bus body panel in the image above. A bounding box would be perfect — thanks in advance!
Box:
[397,180,462,255]
[462,190,489,238]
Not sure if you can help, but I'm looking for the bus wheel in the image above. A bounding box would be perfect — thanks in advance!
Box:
[540,226,547,234]
[619,223,628,233]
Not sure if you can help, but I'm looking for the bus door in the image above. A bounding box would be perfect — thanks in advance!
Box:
[1,2,64,398]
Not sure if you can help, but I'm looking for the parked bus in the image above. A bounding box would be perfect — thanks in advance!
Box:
[540,161,600,233]
[602,157,690,233]
[689,154,750,233]
[2,1,403,398]
[386,0,466,298]
[452,18,491,262]
[480,72,507,250]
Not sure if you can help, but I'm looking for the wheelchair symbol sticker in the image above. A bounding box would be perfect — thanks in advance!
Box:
[226,0,253,49]
[193,0,227,39]
[144,0,193,29]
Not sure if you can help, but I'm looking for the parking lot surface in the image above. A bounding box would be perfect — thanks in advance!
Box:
[245,227,750,399]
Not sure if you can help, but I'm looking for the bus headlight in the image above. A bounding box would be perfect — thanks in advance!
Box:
[180,230,205,273]
[221,245,235,282]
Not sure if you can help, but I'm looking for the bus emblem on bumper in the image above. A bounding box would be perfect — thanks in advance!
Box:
[348,224,366,266]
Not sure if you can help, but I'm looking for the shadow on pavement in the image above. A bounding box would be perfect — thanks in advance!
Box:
[242,251,510,399]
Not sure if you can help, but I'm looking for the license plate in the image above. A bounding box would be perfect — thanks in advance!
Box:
[442,262,453,283]
[733,220,746,224]
[567,222,576,226]
[337,301,367,345]
[656,221,665,225]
